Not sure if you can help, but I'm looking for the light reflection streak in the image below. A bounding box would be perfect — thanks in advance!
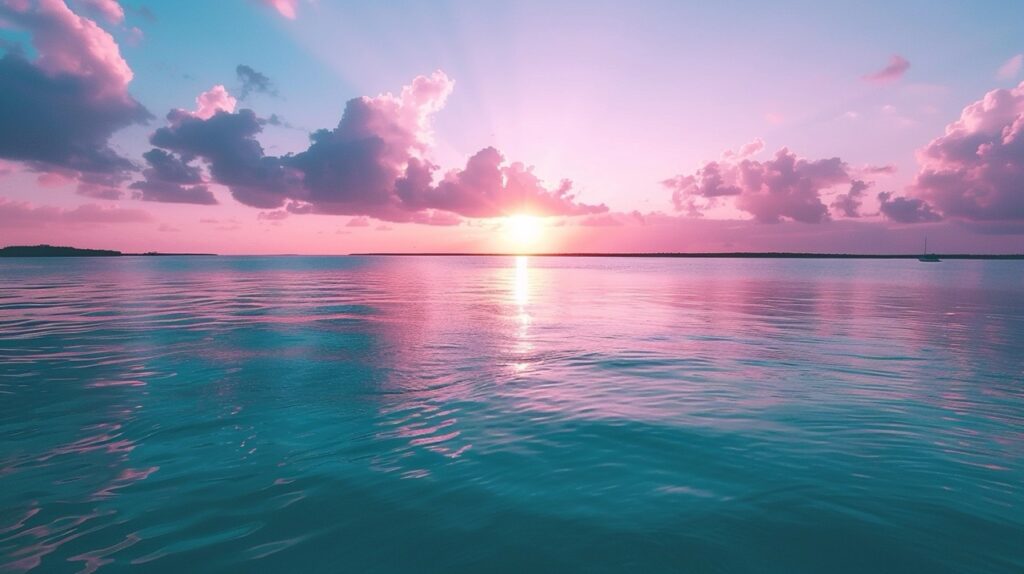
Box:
[512,256,533,372]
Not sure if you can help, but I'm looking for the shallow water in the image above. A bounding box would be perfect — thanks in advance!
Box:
[0,256,1022,573]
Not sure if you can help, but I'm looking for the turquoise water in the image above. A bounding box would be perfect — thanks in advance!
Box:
[1,256,1022,573]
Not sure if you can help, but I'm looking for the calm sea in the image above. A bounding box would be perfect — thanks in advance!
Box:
[1,256,1022,573]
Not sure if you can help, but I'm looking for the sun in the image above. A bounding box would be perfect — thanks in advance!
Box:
[505,214,543,252]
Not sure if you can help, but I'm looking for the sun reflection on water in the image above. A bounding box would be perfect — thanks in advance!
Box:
[511,255,533,372]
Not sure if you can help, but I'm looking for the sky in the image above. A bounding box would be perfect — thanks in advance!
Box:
[1,0,1023,254]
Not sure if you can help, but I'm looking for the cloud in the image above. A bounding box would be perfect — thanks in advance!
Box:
[831,179,870,218]
[257,209,288,220]
[236,64,276,99]
[73,0,123,25]
[864,55,910,82]
[0,197,152,227]
[193,85,236,119]
[409,210,462,226]
[262,0,298,19]
[877,191,940,223]
[345,216,371,227]
[130,148,217,204]
[737,138,764,157]
[148,106,299,208]
[396,148,607,218]
[909,80,1024,221]
[664,146,850,223]
[145,71,606,221]
[862,164,897,175]
[997,54,1023,81]
[124,4,155,22]
[0,0,149,181]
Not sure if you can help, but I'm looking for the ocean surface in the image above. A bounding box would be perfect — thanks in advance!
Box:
[0,255,1022,573]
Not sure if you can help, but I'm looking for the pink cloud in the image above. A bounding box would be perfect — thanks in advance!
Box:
[410,210,462,226]
[862,164,897,175]
[910,80,1024,222]
[346,216,371,227]
[664,146,850,223]
[74,0,123,25]
[997,54,1023,81]
[192,85,237,120]
[257,209,289,221]
[0,197,152,227]
[864,55,910,82]
[263,0,298,19]
[397,148,607,218]
[37,171,74,187]
[737,138,765,158]
[9,0,133,96]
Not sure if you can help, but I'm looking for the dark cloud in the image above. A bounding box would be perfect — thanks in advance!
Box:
[0,53,149,176]
[236,64,277,99]
[130,149,217,204]
[149,108,299,208]
[877,191,941,223]
[0,1,150,184]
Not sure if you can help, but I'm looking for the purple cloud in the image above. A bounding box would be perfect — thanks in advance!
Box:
[0,0,149,188]
[831,179,870,218]
[909,80,1024,222]
[664,146,850,223]
[877,191,941,223]
[142,72,606,221]
[864,55,910,82]
[130,149,217,204]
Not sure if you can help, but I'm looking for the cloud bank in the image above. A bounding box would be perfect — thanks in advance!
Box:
[138,72,607,222]
[907,81,1024,222]
[0,0,149,189]
[663,145,850,223]
[0,197,152,226]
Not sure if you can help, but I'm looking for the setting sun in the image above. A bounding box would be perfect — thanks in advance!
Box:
[505,214,543,252]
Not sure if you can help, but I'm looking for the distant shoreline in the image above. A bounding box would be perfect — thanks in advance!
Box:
[4,245,1022,259]
[0,245,216,257]
[352,252,1024,260]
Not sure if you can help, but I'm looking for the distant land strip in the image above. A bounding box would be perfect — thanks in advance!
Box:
[353,252,1024,260]
[0,245,216,257]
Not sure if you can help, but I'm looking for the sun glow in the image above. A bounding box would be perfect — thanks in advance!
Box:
[505,215,543,252]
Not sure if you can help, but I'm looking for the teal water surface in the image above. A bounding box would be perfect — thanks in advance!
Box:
[1,256,1022,573]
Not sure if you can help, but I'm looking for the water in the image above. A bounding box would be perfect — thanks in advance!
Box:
[0,256,1021,573]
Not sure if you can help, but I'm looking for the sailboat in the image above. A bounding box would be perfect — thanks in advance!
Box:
[918,237,941,262]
